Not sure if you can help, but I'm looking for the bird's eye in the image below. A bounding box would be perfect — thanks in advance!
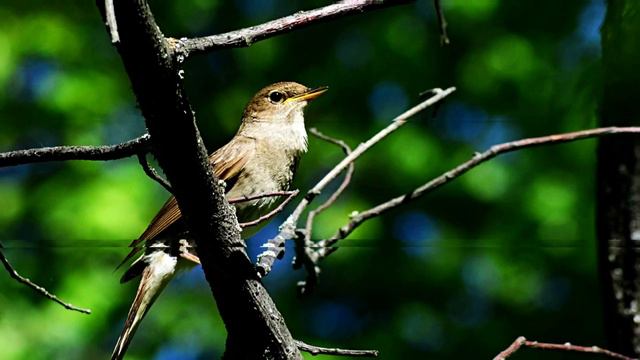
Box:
[268,91,285,103]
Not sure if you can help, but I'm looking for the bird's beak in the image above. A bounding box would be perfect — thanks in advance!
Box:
[287,86,328,103]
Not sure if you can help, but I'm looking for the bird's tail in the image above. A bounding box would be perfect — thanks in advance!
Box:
[111,252,177,360]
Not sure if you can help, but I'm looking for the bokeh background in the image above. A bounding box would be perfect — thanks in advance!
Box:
[0,0,609,359]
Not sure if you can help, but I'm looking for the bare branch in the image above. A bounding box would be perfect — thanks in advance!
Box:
[239,190,299,228]
[305,128,355,221]
[255,87,457,277]
[493,336,636,360]
[228,190,299,205]
[104,0,120,43]
[175,0,413,56]
[293,128,354,293]
[0,134,151,168]
[433,0,449,45]
[315,126,640,260]
[137,152,173,193]
[1,244,91,314]
[295,339,378,358]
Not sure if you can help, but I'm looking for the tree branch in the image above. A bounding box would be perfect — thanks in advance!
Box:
[293,128,354,293]
[100,0,301,357]
[1,243,91,314]
[255,87,456,277]
[175,0,414,56]
[493,336,636,360]
[104,0,119,43]
[314,126,640,260]
[0,134,150,168]
[597,1,640,354]
[239,190,299,228]
[137,152,173,193]
[295,339,378,358]
[433,0,450,45]
[228,190,299,205]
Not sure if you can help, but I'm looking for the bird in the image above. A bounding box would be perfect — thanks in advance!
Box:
[111,82,327,360]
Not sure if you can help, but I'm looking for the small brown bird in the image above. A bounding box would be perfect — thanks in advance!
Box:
[111,82,327,360]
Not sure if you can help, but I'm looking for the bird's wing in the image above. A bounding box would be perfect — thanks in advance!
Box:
[118,136,256,274]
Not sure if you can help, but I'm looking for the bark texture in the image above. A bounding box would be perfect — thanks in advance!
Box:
[597,0,640,355]
[99,0,301,358]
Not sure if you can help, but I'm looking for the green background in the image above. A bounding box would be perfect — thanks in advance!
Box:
[0,0,610,359]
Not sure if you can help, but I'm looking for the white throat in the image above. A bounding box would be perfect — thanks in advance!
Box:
[241,105,308,154]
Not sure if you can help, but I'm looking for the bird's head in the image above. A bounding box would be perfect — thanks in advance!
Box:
[238,82,327,152]
[241,81,328,126]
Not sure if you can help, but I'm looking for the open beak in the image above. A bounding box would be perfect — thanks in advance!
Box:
[288,86,328,103]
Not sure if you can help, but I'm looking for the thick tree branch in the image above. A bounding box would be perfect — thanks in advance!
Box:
[295,340,378,358]
[256,87,456,277]
[597,1,640,355]
[100,0,302,358]
[314,126,640,261]
[0,134,150,168]
[175,0,413,56]
[1,244,91,314]
[493,336,636,360]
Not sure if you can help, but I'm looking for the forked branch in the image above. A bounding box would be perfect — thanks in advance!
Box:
[313,126,640,261]
[293,128,355,293]
[255,87,457,277]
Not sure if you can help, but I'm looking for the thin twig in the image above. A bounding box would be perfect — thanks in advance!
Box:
[305,128,355,231]
[105,0,119,43]
[315,126,640,260]
[295,340,378,358]
[239,190,300,228]
[433,0,450,45]
[493,336,636,360]
[175,0,413,56]
[255,87,457,277]
[0,243,91,314]
[0,134,151,168]
[293,128,354,293]
[228,190,299,205]
[137,152,173,193]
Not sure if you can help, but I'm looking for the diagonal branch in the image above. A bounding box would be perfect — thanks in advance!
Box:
[228,190,298,205]
[0,134,151,168]
[175,0,414,56]
[303,128,355,236]
[255,87,456,277]
[493,336,636,360]
[314,126,640,260]
[293,128,354,293]
[1,243,91,314]
[239,190,299,228]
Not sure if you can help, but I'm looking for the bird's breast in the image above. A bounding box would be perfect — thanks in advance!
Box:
[227,149,300,224]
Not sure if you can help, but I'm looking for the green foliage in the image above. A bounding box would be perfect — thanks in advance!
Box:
[0,0,612,359]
